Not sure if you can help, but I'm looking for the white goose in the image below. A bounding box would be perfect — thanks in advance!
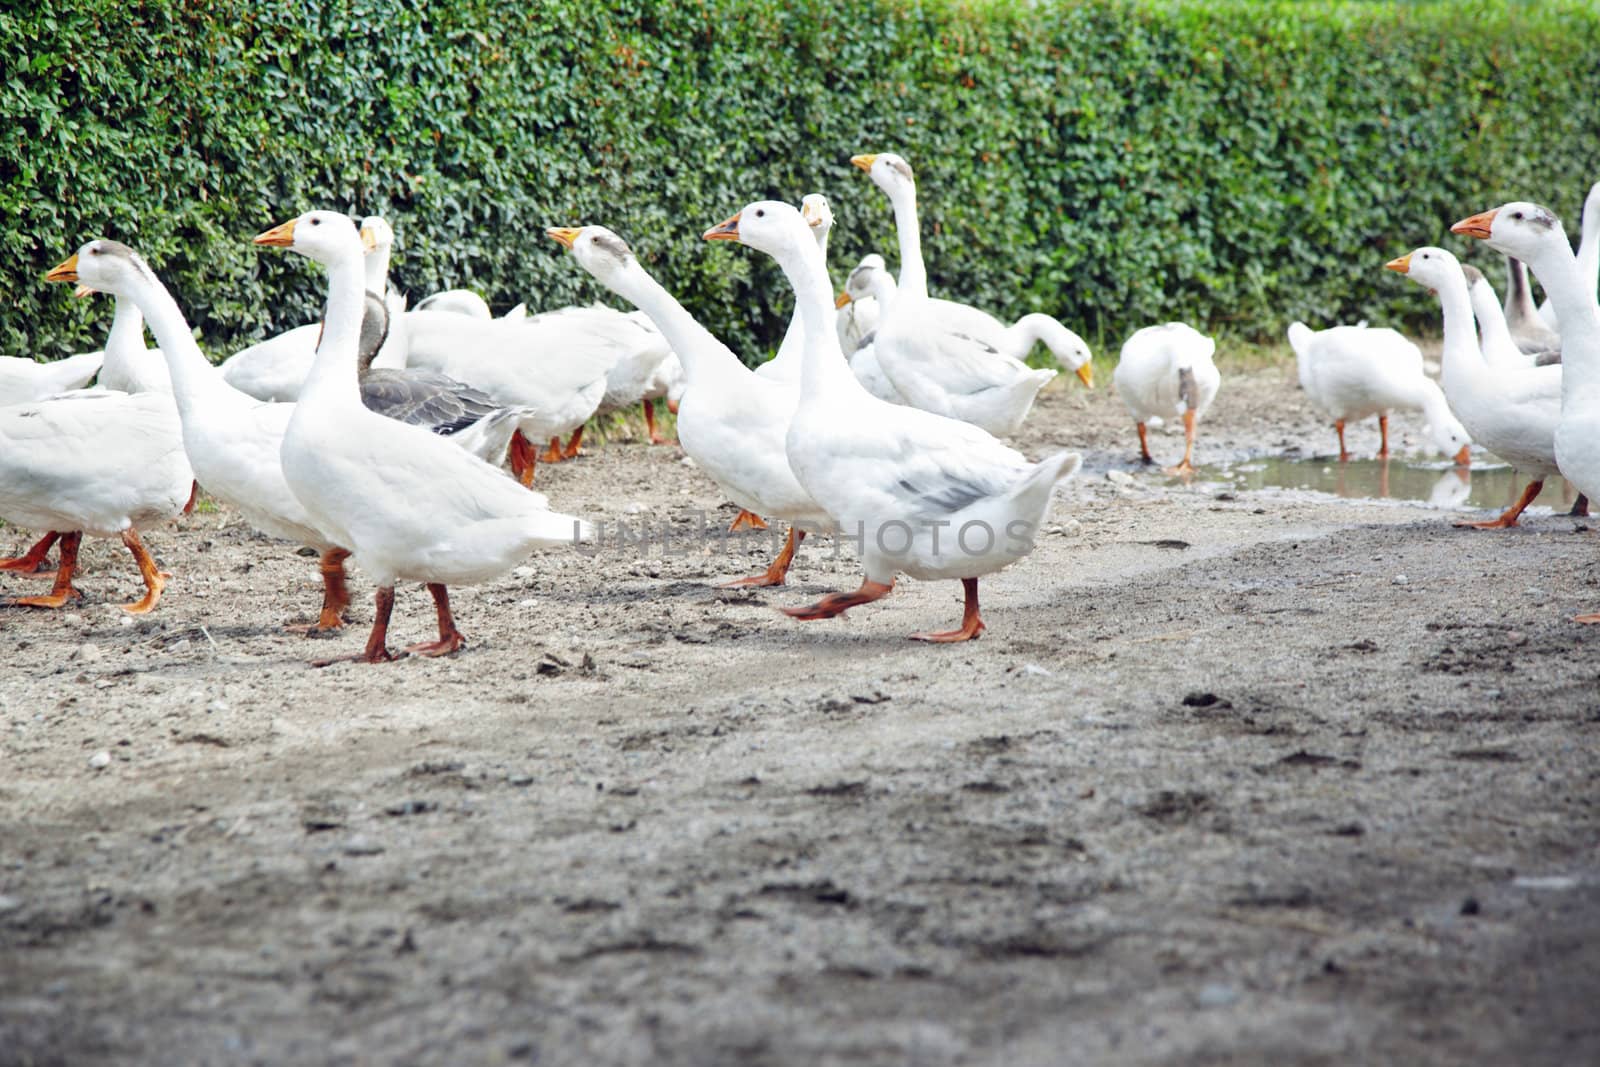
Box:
[260,210,588,663]
[1503,257,1562,353]
[1113,322,1221,475]
[1387,247,1563,528]
[1454,201,1600,621]
[0,351,102,407]
[415,289,491,318]
[851,152,1089,435]
[835,252,889,357]
[1535,180,1600,332]
[548,224,832,586]
[58,239,362,631]
[1283,320,1470,464]
[833,257,907,404]
[77,290,172,395]
[0,247,193,613]
[708,199,1081,642]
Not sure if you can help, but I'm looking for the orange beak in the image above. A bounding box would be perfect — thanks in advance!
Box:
[1075,363,1094,388]
[850,154,877,173]
[1451,209,1497,240]
[1453,444,1472,467]
[546,227,581,249]
[359,226,379,253]
[253,219,297,247]
[45,254,79,283]
[702,213,741,242]
[834,291,854,309]
[1384,253,1412,274]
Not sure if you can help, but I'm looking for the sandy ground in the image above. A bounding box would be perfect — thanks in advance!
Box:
[1,364,1597,1066]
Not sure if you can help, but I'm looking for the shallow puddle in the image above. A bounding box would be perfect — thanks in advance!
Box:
[1195,456,1584,515]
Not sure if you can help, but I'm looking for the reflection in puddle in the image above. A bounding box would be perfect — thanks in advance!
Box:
[1195,456,1583,514]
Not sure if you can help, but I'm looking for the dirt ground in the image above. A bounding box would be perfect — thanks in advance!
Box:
[1,362,1597,1066]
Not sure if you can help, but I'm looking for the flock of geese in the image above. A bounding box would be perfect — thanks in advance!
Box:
[2,153,1598,657]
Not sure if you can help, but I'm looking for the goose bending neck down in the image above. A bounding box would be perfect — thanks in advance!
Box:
[704,200,1081,642]
[259,211,590,664]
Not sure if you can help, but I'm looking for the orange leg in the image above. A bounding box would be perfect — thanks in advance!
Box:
[183,480,200,515]
[1455,478,1543,530]
[507,430,538,487]
[1136,422,1154,465]
[1571,493,1590,518]
[0,531,62,578]
[1164,409,1197,477]
[11,531,82,608]
[404,583,467,657]
[728,510,768,532]
[720,528,805,588]
[643,399,673,445]
[315,586,400,667]
[118,528,170,614]
[1335,420,1350,462]
[541,436,565,464]
[910,577,987,643]
[782,577,895,622]
[1377,414,1390,459]
[561,425,586,460]
[288,547,352,633]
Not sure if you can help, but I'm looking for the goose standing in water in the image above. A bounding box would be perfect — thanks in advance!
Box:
[259,210,589,663]
[706,200,1080,642]
[1113,323,1220,475]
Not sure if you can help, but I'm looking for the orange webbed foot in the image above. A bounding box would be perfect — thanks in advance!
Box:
[1573,612,1600,625]
[403,632,466,658]
[728,510,768,532]
[12,589,83,610]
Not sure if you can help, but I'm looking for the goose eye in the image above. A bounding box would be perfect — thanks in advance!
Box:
[755,209,765,218]
[310,218,321,226]
[1512,212,1523,220]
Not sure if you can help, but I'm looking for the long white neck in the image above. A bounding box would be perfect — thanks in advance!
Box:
[1525,237,1600,399]
[1579,187,1600,302]
[885,181,928,300]
[1004,313,1084,367]
[774,234,866,403]
[124,278,235,418]
[99,297,149,382]
[1466,278,1518,363]
[300,248,370,411]
[604,262,744,387]
[1408,376,1461,451]
[768,224,836,376]
[1435,269,1491,396]
[866,271,898,316]
[364,244,391,298]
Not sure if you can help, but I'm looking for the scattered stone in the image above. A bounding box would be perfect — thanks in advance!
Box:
[1181,692,1227,708]
[1392,574,1409,585]
[513,566,536,579]
[0,894,21,914]
[73,643,100,663]
[207,700,229,714]
[1022,663,1052,677]
[1513,874,1578,891]
[1460,897,1481,916]
[342,836,385,856]
[1197,983,1239,1008]
[63,613,83,626]
[88,750,111,770]
[624,502,648,515]
[296,545,319,557]
[1106,470,1136,487]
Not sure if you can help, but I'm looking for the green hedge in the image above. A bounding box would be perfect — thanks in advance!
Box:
[4,0,1599,363]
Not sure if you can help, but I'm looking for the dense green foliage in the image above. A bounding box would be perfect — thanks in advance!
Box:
[3,0,1599,363]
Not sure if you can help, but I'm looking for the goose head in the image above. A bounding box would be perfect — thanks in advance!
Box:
[702,200,813,264]
[1384,246,1461,296]
[800,193,834,244]
[359,215,395,256]
[46,239,159,299]
[254,209,365,267]
[850,152,916,200]
[1451,202,1566,262]
[836,254,890,308]
[546,225,637,287]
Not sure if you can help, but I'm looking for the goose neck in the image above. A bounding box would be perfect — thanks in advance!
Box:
[1528,242,1600,396]
[300,249,371,411]
[608,262,740,386]
[123,280,232,416]
[886,183,928,300]
[776,234,860,401]
[1435,271,1487,391]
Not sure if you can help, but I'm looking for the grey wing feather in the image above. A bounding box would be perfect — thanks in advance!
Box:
[360,369,502,436]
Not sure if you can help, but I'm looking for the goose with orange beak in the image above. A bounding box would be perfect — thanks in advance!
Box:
[0,247,192,614]
[848,151,1091,436]
[704,199,1081,643]
[1386,246,1562,529]
[1453,201,1600,621]
[547,220,833,588]
[261,210,591,664]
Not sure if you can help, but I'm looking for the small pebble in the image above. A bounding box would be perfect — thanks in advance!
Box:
[207,700,229,714]
[88,751,111,770]
[1106,470,1136,487]
[342,836,385,857]
[73,643,100,663]
[1392,575,1409,585]
[1197,983,1239,1008]
[1022,663,1053,677]
[63,613,83,626]
[624,502,648,515]
[0,894,21,914]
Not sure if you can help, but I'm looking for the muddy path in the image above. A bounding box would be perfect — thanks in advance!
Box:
[1,366,1597,1065]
